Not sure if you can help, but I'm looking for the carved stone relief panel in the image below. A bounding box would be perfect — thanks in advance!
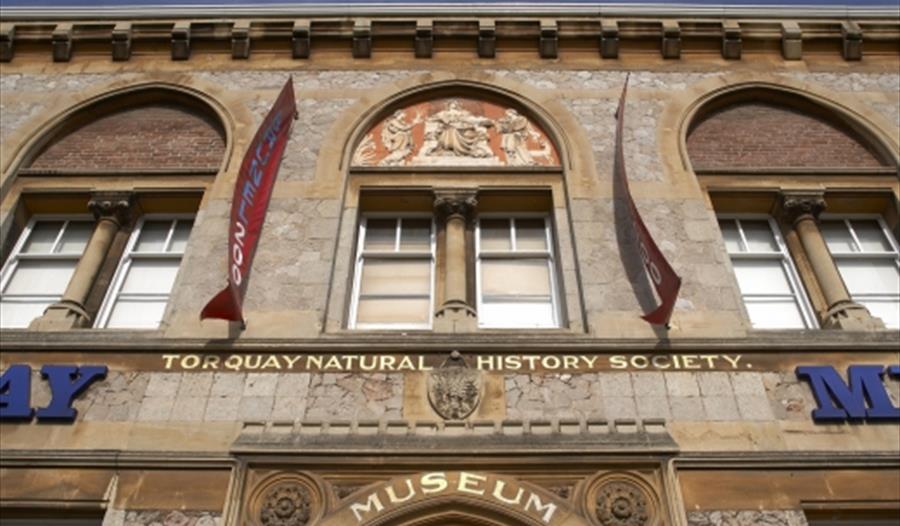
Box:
[352,97,561,168]
[244,471,327,526]
[581,471,664,526]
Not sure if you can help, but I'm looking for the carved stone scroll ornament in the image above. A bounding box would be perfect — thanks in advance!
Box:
[433,191,478,223]
[260,483,313,526]
[780,192,826,225]
[427,351,482,420]
[594,480,651,526]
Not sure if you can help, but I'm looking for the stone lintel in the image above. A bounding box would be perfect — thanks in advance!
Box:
[722,20,742,60]
[781,21,802,60]
[171,22,191,60]
[292,19,311,59]
[842,21,863,61]
[662,20,681,59]
[478,19,496,58]
[415,19,433,58]
[111,22,132,61]
[600,19,619,58]
[231,20,251,59]
[1,24,15,62]
[352,19,372,58]
[539,19,558,59]
[51,23,73,62]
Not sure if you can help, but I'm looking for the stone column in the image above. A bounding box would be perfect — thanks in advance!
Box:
[31,192,134,330]
[433,189,478,332]
[780,191,884,330]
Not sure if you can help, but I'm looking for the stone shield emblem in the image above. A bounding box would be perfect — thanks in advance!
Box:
[427,357,482,421]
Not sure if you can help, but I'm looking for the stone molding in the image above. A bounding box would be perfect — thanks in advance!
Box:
[0,17,893,63]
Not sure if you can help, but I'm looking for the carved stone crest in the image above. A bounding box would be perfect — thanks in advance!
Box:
[594,480,650,526]
[427,351,482,420]
[260,483,313,526]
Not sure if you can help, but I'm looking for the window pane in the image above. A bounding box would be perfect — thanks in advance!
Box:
[356,297,430,325]
[22,221,64,253]
[106,299,167,329]
[480,302,555,328]
[744,299,807,329]
[516,218,547,251]
[399,218,431,251]
[851,220,893,252]
[741,220,778,252]
[57,221,93,254]
[360,259,430,295]
[168,220,194,253]
[732,260,793,295]
[480,219,511,251]
[718,220,742,253]
[3,260,76,295]
[821,221,856,253]
[134,221,172,252]
[482,259,551,297]
[364,219,397,251]
[859,299,900,329]
[836,259,900,295]
[120,259,180,294]
[0,300,50,328]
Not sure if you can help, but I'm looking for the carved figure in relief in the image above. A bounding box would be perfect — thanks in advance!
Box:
[420,100,494,159]
[498,108,553,166]
[379,109,422,166]
[352,134,376,166]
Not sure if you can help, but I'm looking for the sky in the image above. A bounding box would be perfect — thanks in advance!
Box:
[1,0,897,6]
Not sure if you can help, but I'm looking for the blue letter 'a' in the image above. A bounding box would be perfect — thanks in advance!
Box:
[0,365,33,420]
[36,365,108,421]
[796,365,900,422]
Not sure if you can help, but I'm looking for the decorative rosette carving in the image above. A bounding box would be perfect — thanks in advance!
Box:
[260,483,313,526]
[594,480,650,526]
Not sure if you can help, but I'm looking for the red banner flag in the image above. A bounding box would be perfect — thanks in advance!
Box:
[201,77,297,325]
[614,75,682,326]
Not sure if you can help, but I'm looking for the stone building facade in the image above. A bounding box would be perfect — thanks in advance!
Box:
[0,1,898,525]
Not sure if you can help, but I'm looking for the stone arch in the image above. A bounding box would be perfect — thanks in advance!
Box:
[337,78,575,173]
[0,80,237,196]
[316,472,592,526]
[676,80,899,174]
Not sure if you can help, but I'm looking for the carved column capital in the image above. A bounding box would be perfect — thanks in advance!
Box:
[780,191,826,225]
[88,191,135,226]
[433,189,478,223]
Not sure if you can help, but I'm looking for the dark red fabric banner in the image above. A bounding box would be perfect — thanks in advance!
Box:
[614,76,682,326]
[200,77,297,324]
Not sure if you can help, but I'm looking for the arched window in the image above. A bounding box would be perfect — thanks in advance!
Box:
[0,87,228,330]
[327,87,584,333]
[686,86,899,330]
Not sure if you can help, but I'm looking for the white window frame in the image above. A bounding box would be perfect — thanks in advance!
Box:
[94,214,193,329]
[719,214,819,330]
[475,213,562,329]
[0,215,93,328]
[820,214,900,328]
[348,214,436,330]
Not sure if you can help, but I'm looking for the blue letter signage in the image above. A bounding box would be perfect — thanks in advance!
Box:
[796,365,900,422]
[0,364,107,422]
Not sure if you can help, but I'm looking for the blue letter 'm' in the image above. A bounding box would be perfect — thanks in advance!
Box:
[796,365,900,422]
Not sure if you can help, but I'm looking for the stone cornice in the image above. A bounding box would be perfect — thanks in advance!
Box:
[1,16,897,63]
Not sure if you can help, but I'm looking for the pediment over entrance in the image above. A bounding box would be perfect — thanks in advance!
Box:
[352,97,561,168]
[318,471,586,526]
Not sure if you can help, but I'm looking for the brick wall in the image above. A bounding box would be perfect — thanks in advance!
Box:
[687,102,884,169]
[29,104,225,171]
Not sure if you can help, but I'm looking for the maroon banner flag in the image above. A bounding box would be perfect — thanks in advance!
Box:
[614,76,682,326]
[201,77,297,325]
